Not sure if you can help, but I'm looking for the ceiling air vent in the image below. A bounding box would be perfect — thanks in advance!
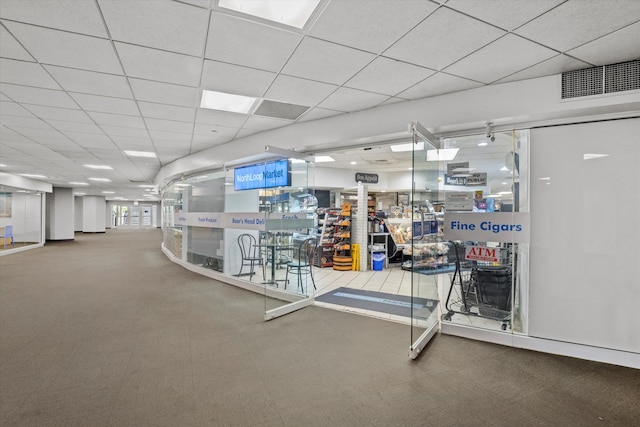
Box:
[605,60,640,93]
[253,99,310,120]
[561,59,639,99]
[369,159,391,164]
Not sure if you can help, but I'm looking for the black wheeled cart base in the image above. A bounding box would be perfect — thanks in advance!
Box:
[443,242,513,331]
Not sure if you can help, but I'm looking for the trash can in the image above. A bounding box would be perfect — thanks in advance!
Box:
[372,252,385,271]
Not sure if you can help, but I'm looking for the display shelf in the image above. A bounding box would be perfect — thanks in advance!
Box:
[314,207,341,267]
[401,242,450,271]
[332,203,352,271]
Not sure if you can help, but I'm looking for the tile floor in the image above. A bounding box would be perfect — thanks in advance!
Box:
[257,261,509,331]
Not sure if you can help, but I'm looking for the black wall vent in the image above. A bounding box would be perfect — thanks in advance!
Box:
[561,59,639,99]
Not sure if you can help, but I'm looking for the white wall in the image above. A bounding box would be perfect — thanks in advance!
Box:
[529,118,640,354]
[82,196,106,233]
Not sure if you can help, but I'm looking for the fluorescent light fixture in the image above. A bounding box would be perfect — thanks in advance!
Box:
[500,166,510,171]
[350,161,357,165]
[538,177,551,181]
[218,0,321,29]
[583,153,609,160]
[69,182,90,186]
[390,141,424,152]
[175,183,191,187]
[124,150,156,158]
[478,142,488,147]
[498,191,512,195]
[289,158,306,164]
[102,191,115,194]
[426,148,459,161]
[113,197,126,200]
[89,177,111,182]
[200,89,257,114]
[20,173,47,178]
[138,184,155,188]
[315,155,335,163]
[75,192,86,196]
[84,164,113,170]
[0,163,7,167]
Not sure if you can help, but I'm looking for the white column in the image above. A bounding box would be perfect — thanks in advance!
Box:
[46,187,75,240]
[82,196,106,233]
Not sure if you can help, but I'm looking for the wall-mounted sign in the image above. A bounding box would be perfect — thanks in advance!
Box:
[173,211,313,231]
[445,192,474,211]
[234,159,290,191]
[355,172,378,184]
[444,212,530,243]
[465,245,499,263]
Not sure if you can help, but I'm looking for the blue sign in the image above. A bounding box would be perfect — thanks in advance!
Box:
[234,159,290,191]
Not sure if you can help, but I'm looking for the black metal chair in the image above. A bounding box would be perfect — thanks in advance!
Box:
[236,233,264,281]
[285,237,317,291]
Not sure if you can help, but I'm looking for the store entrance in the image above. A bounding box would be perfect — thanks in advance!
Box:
[111,204,157,229]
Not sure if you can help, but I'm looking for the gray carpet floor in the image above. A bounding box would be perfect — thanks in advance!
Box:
[1,228,638,426]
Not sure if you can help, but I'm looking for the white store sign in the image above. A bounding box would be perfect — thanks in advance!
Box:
[444,212,530,243]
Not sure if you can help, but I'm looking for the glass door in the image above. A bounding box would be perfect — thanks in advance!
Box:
[408,122,444,358]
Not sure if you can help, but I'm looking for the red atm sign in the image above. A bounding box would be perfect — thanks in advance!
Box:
[465,245,499,263]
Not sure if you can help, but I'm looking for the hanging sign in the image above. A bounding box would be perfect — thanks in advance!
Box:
[355,172,378,184]
[465,173,487,186]
[445,192,474,211]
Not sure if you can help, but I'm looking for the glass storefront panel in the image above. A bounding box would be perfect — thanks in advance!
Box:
[439,129,529,334]
[0,190,44,253]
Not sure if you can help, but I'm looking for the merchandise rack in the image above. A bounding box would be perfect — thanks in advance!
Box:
[443,241,513,330]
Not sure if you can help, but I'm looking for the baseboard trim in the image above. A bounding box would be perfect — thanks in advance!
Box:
[441,323,639,369]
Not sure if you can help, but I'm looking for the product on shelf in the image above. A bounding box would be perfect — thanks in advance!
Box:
[333,202,352,271]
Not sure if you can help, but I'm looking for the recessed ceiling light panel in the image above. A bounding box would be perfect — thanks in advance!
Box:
[390,142,424,152]
[426,148,459,161]
[200,89,257,114]
[218,0,321,29]
[124,150,157,158]
[84,164,113,170]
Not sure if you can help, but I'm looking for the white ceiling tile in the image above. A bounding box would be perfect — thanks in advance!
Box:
[7,127,69,140]
[89,112,145,129]
[195,108,248,127]
[144,118,194,134]
[384,7,506,70]
[445,34,558,84]
[567,22,640,66]
[318,87,389,112]
[296,107,344,122]
[98,0,209,56]
[0,83,78,108]
[205,12,302,72]
[63,132,115,148]
[515,0,640,52]
[0,0,107,37]
[115,42,202,87]
[243,116,290,131]
[193,123,239,138]
[23,105,92,122]
[108,135,153,146]
[264,74,337,106]
[129,78,198,107]
[0,93,11,101]
[0,25,35,61]
[0,101,35,117]
[1,115,53,129]
[46,121,105,134]
[137,102,195,123]
[0,58,61,89]
[308,0,438,53]
[496,54,592,84]
[190,138,230,153]
[282,37,376,85]
[201,60,276,98]
[445,0,564,31]
[396,72,483,100]
[70,93,139,116]
[345,57,436,96]
[43,65,133,98]
[3,22,122,74]
[149,130,192,143]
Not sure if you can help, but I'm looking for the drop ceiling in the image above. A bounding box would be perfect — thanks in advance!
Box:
[1,0,639,201]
